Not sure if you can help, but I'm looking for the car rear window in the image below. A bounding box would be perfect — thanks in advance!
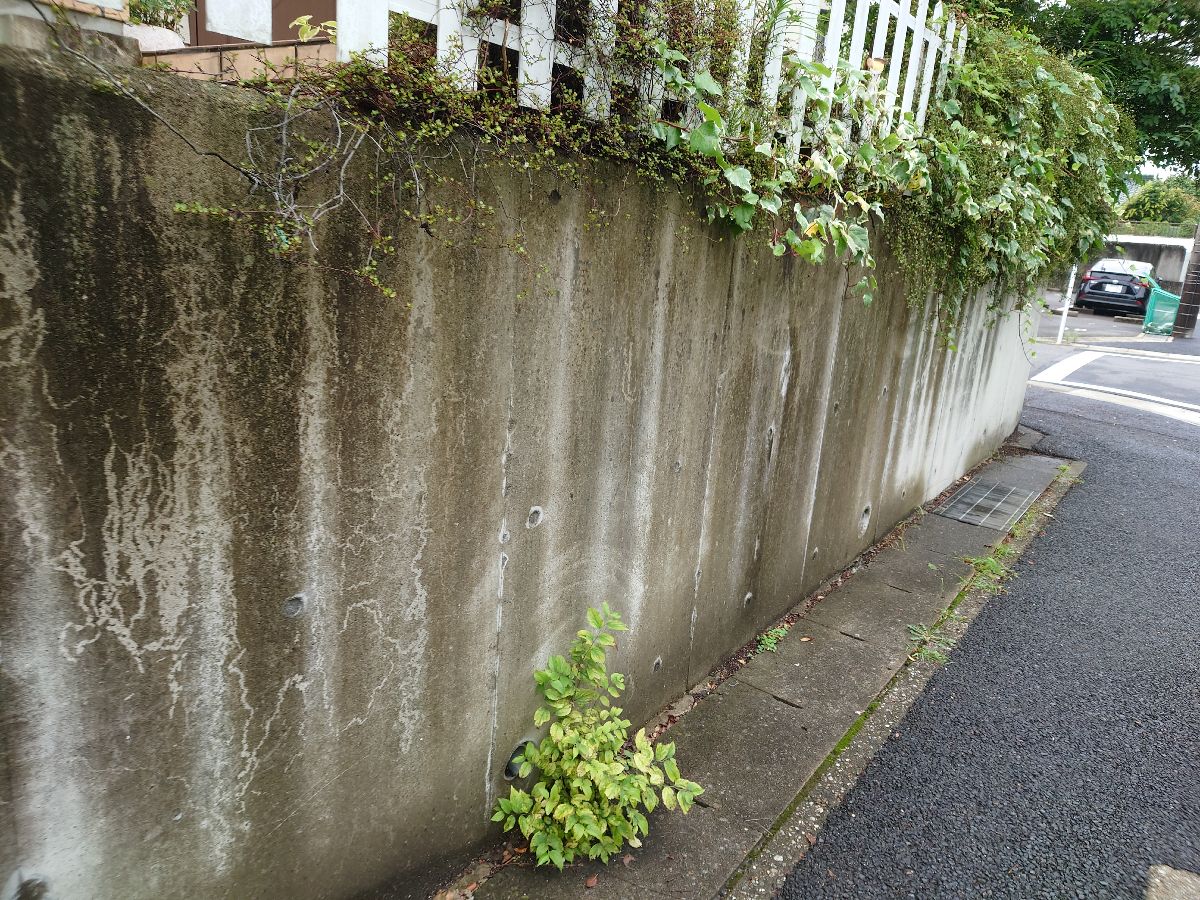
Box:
[1091,258,1153,276]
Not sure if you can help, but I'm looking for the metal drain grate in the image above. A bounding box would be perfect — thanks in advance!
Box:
[934,479,1039,530]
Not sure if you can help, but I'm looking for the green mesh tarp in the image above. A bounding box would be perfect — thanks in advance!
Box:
[1143,278,1182,336]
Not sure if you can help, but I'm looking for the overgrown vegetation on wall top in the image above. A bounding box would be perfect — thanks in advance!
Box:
[172,1,1135,335]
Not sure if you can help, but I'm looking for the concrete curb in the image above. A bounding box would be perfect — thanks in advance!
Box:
[459,449,1084,900]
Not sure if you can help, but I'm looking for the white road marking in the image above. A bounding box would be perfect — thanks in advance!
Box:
[1030,347,1200,424]
[1031,350,1106,384]
[1076,344,1200,366]
[1031,383,1200,427]
[1051,379,1200,414]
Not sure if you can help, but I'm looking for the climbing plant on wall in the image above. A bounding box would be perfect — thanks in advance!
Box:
[162,0,1133,335]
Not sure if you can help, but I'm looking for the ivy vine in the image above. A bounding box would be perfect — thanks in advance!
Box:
[174,4,1133,336]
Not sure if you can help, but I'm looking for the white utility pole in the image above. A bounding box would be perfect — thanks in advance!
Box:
[1056,264,1078,345]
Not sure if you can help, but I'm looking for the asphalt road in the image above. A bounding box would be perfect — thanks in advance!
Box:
[778,347,1200,898]
[1037,306,1200,358]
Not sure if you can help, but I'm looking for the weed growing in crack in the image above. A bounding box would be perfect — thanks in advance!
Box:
[1056,463,1084,486]
[906,623,953,663]
[755,626,790,654]
[964,553,1012,594]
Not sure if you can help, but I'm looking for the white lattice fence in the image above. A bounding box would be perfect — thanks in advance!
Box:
[209,0,967,135]
[762,0,967,137]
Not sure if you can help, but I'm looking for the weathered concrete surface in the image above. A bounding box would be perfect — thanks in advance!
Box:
[0,48,1031,899]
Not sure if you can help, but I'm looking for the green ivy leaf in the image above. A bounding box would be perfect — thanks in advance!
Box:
[797,238,825,264]
[696,101,725,127]
[723,166,753,191]
[692,71,724,97]
[729,203,757,231]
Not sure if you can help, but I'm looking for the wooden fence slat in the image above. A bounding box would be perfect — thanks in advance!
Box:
[760,0,794,111]
[846,0,871,70]
[898,0,928,119]
[517,0,556,108]
[880,0,911,133]
[485,18,519,49]
[857,0,895,140]
[915,3,946,127]
[820,0,848,99]
[787,0,825,155]
[335,0,390,62]
[870,0,898,58]
[438,0,481,86]
[932,13,955,101]
[583,0,618,117]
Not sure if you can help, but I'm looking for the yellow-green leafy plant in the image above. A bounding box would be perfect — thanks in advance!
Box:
[290,15,337,42]
[492,603,703,869]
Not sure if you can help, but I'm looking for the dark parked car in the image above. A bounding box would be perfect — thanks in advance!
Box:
[1074,258,1155,315]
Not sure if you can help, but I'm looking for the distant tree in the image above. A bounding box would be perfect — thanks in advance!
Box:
[982,0,1200,175]
[1120,178,1200,223]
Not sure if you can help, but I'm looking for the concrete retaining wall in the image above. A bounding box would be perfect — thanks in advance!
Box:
[0,49,1032,899]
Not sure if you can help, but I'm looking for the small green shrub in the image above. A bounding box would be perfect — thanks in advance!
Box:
[1121,179,1200,224]
[492,603,703,869]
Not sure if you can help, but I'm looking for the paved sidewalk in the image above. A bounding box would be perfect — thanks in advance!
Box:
[471,449,1069,900]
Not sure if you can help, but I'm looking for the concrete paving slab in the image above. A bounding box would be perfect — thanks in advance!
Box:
[861,539,975,595]
[904,509,1006,549]
[1007,425,1046,450]
[1145,865,1200,900]
[480,803,734,900]
[806,578,948,658]
[738,621,899,716]
[985,453,1066,488]
[662,678,829,821]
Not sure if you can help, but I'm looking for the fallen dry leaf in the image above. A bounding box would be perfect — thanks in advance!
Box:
[806,833,817,846]
[466,883,478,892]
[585,874,599,888]
[800,636,812,642]
[622,854,635,867]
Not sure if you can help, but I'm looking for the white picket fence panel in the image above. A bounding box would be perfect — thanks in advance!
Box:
[212,0,967,140]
